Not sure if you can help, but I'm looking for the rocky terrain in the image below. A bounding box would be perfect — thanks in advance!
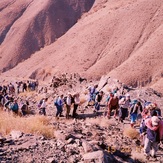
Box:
[0,0,163,162]
[0,75,163,163]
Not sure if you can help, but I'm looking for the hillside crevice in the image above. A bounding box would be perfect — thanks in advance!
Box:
[0,0,34,44]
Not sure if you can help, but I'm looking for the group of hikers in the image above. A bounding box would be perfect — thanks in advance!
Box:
[38,92,80,119]
[0,79,163,159]
[0,80,38,95]
[86,84,163,159]
[0,80,38,115]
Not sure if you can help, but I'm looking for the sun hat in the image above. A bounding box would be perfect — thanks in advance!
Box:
[151,116,160,126]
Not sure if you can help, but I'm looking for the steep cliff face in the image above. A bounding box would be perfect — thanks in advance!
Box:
[0,0,95,71]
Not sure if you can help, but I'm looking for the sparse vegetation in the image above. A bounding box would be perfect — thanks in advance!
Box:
[123,127,139,139]
[85,117,113,128]
[80,94,87,105]
[0,110,54,138]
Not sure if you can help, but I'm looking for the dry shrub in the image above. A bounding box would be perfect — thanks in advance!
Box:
[80,94,87,105]
[106,86,112,93]
[83,89,89,95]
[85,117,113,128]
[0,111,54,138]
[19,91,35,97]
[123,127,139,139]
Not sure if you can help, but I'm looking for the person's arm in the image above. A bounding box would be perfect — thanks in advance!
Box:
[139,105,143,112]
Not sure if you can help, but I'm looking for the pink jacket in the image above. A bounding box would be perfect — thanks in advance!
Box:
[145,118,163,140]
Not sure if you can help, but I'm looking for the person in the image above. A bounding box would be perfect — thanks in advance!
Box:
[149,103,161,117]
[65,93,73,119]
[21,100,29,116]
[23,82,27,92]
[94,91,104,114]
[0,92,4,107]
[8,83,15,95]
[40,98,48,116]
[107,93,119,119]
[141,116,163,159]
[129,100,142,127]
[87,84,98,106]
[10,99,19,115]
[119,94,131,122]
[55,95,64,118]
[15,82,20,95]
[72,93,80,118]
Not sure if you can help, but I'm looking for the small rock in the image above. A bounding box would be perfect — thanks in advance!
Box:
[67,138,74,144]
[82,140,94,153]
[83,150,106,162]
[10,130,23,139]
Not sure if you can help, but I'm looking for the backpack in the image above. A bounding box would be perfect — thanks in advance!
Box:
[54,100,58,107]
[9,103,18,111]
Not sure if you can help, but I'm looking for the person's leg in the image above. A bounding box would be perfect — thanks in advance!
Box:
[108,108,111,118]
[59,106,63,117]
[151,142,159,157]
[119,107,123,122]
[73,104,78,118]
[66,105,70,119]
[96,103,100,111]
[130,114,137,127]
[43,108,46,116]
[114,107,118,118]
[88,94,93,106]
[144,136,151,157]
[56,107,59,117]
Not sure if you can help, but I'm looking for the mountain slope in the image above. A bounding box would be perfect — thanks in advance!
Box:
[0,0,95,71]
[1,0,163,91]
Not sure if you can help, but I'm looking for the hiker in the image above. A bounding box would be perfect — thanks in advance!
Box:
[23,82,27,92]
[129,101,143,127]
[10,99,19,115]
[0,92,4,108]
[72,93,80,118]
[107,93,119,119]
[140,116,163,159]
[119,94,131,122]
[2,85,7,95]
[4,94,13,111]
[149,103,161,117]
[21,100,29,116]
[8,83,15,95]
[87,84,98,106]
[65,93,73,119]
[15,82,20,95]
[39,98,48,116]
[94,91,104,114]
[55,95,64,118]
[35,80,39,91]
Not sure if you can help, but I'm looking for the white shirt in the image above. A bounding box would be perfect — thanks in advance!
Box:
[41,100,46,108]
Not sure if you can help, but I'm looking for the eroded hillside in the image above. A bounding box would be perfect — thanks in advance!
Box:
[0,0,163,93]
[0,0,95,71]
